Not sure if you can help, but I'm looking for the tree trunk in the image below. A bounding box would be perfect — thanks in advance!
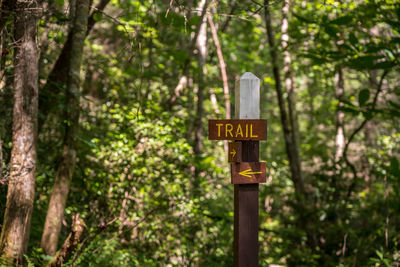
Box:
[41,0,89,256]
[207,12,231,153]
[334,66,345,163]
[264,0,305,198]
[362,70,378,185]
[207,13,230,120]
[0,0,2,87]
[193,0,207,182]
[281,0,301,171]
[0,137,2,183]
[0,0,38,263]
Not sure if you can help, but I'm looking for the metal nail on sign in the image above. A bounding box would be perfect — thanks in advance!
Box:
[208,119,267,140]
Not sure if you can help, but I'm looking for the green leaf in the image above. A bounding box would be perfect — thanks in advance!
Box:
[390,157,400,177]
[376,250,383,260]
[374,61,395,69]
[301,53,327,65]
[188,15,201,27]
[23,255,35,267]
[337,106,360,115]
[346,55,381,70]
[358,89,370,106]
[55,0,64,7]
[330,15,353,25]
[388,100,400,109]
[325,25,338,38]
[292,12,317,24]
[93,13,103,22]
[349,33,358,47]
[339,99,356,107]
[362,111,373,120]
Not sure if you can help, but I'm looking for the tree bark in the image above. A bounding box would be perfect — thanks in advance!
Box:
[281,0,301,171]
[0,0,38,263]
[264,0,305,197]
[193,0,207,182]
[334,66,345,163]
[207,12,230,153]
[41,0,89,256]
[0,0,2,87]
[207,13,230,120]
[47,214,86,267]
[0,137,2,183]
[209,88,220,115]
[0,0,3,166]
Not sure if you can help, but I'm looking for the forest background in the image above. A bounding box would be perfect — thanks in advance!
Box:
[0,0,399,266]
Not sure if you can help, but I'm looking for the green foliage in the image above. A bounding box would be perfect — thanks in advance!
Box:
[358,89,370,107]
[0,0,399,266]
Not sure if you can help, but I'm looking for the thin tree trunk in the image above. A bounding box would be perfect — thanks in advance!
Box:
[207,12,230,153]
[0,137,2,183]
[38,0,109,131]
[264,0,305,197]
[334,66,345,163]
[334,2,346,165]
[281,0,301,169]
[362,70,378,185]
[306,75,315,131]
[0,0,2,86]
[0,32,2,90]
[0,0,39,263]
[209,88,220,115]
[193,0,207,182]
[207,13,230,119]
[41,0,89,256]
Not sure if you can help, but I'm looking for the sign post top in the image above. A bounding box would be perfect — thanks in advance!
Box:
[240,72,259,80]
[235,72,260,120]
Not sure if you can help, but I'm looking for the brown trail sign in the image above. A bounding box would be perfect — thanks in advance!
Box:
[208,72,267,267]
[208,119,267,140]
[228,142,242,162]
[231,162,266,184]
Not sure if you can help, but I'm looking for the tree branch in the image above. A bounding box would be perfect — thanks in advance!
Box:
[86,0,111,35]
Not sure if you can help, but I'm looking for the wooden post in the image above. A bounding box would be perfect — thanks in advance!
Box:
[234,72,260,266]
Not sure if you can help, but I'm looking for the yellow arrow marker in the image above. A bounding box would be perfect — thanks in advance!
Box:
[230,149,236,158]
[238,168,262,178]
